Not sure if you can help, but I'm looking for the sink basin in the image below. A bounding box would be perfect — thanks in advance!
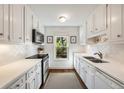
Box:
[83,56,109,63]
[83,56,95,59]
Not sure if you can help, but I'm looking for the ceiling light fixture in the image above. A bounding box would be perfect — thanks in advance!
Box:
[58,16,67,23]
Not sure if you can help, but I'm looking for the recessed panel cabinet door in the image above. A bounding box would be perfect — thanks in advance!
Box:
[10,5,24,43]
[86,14,94,38]
[109,5,123,42]
[79,24,86,45]
[0,5,9,41]
[0,5,4,39]
[25,6,33,43]
[94,5,106,32]
[27,78,36,89]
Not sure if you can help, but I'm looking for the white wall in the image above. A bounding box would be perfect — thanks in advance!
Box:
[0,43,40,66]
[44,26,85,69]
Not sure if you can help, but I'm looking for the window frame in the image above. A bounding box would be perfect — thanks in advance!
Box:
[54,36,69,61]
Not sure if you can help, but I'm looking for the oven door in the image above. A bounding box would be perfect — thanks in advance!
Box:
[43,58,49,82]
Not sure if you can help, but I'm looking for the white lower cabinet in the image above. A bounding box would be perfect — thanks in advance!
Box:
[95,71,112,89]
[75,56,124,89]
[79,59,95,89]
[79,61,86,82]
[74,56,80,74]
[7,62,41,89]
[8,75,26,89]
[95,70,123,89]
[27,62,41,89]
[26,67,36,89]
[27,77,36,89]
[35,62,41,88]
[85,65,95,89]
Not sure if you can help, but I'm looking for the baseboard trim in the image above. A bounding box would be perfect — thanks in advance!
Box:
[74,69,87,89]
[49,69,74,73]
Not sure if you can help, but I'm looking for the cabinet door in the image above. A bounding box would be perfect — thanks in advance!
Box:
[35,63,41,88]
[35,71,41,88]
[85,66,95,89]
[8,75,26,89]
[32,14,39,29]
[79,24,86,45]
[25,5,33,43]
[76,58,80,74]
[95,71,112,89]
[0,5,9,41]
[95,75,111,89]
[86,14,94,38]
[109,5,123,42]
[94,5,106,32]
[79,61,86,82]
[10,5,24,43]
[27,78,36,89]
[39,22,44,34]
[0,5,4,40]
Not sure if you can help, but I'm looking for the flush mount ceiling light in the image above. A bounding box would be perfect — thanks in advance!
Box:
[58,16,67,23]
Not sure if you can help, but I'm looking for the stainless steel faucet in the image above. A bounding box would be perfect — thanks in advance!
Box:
[94,51,103,59]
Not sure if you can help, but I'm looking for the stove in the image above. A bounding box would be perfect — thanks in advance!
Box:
[26,54,48,59]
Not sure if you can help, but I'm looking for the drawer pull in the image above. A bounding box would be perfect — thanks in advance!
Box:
[16,84,20,87]
[0,33,3,35]
[31,71,33,73]
[117,35,121,37]
[95,28,98,30]
[19,37,22,39]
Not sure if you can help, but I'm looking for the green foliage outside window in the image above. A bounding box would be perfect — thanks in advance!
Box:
[56,37,68,58]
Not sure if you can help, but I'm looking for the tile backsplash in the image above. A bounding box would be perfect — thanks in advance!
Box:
[0,43,40,66]
[86,43,124,64]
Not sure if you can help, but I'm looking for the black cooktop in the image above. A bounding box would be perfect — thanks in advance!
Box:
[26,54,48,59]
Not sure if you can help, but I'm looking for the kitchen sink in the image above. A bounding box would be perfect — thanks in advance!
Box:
[83,56,109,63]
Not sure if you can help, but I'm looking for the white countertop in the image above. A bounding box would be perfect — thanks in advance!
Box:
[0,59,41,88]
[74,53,124,85]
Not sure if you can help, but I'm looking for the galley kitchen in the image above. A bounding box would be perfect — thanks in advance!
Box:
[0,4,124,89]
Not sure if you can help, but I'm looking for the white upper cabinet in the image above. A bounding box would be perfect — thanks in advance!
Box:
[0,4,24,43]
[86,14,94,38]
[79,23,86,45]
[25,5,33,43]
[86,5,107,39]
[32,14,39,29]
[39,22,44,34]
[94,5,107,32]
[10,5,24,43]
[0,5,9,42]
[109,4,124,43]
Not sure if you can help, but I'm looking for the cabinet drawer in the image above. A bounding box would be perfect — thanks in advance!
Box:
[27,67,35,79]
[9,75,25,89]
[35,62,41,71]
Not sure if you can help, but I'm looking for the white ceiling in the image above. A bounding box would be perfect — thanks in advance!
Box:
[30,4,98,26]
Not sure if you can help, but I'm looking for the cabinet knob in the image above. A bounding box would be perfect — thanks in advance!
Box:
[19,37,22,39]
[16,84,20,87]
[95,28,98,31]
[0,33,3,35]
[117,35,121,37]
[31,71,33,73]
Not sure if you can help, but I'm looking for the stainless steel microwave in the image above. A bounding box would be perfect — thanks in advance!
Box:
[32,29,44,44]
